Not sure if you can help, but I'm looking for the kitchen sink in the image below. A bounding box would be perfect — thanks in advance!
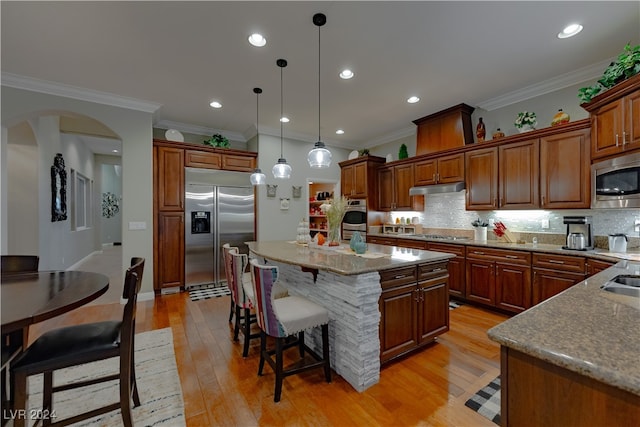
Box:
[601,275,640,298]
[418,234,470,241]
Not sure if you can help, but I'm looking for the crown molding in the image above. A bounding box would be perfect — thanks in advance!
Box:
[259,125,357,150]
[1,72,162,113]
[476,58,613,111]
[154,120,246,143]
[364,125,416,149]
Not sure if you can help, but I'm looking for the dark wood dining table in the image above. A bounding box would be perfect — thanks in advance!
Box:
[1,270,110,334]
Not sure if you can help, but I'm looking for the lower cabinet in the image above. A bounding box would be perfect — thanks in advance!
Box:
[532,253,586,305]
[379,262,449,364]
[586,258,616,276]
[367,235,398,246]
[427,242,466,299]
[466,247,532,313]
[155,212,184,290]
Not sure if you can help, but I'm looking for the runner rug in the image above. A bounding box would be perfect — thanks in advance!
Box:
[464,376,501,425]
[19,328,185,427]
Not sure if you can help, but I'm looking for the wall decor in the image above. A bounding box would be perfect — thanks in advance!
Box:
[102,192,120,218]
[292,186,302,198]
[51,153,67,222]
[266,184,278,198]
[280,198,290,210]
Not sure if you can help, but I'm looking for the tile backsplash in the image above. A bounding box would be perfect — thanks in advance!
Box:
[387,192,640,249]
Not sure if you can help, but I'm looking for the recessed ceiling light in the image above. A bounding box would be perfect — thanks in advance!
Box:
[248,33,266,47]
[558,24,583,39]
[112,149,119,153]
[209,101,222,109]
[339,69,354,79]
[280,116,289,123]
[336,129,345,135]
[407,96,420,104]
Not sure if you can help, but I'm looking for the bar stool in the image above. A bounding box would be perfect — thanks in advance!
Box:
[226,249,260,357]
[249,258,331,402]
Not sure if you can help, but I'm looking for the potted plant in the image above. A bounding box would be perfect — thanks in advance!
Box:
[203,133,230,148]
[398,143,409,160]
[514,111,537,133]
[578,43,640,104]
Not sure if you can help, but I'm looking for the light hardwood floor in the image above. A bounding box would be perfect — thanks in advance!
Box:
[31,248,509,426]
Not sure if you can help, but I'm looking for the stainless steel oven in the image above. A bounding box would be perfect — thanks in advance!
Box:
[592,151,640,208]
[342,199,367,240]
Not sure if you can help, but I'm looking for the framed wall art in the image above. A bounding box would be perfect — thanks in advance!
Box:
[51,153,67,222]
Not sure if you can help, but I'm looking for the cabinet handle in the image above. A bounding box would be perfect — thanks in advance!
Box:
[432,173,436,182]
[500,198,504,207]
[505,255,519,259]
[473,251,485,255]
[615,134,619,147]
[548,259,564,264]
[494,198,498,208]
[414,290,421,302]
[394,274,408,279]
[542,195,545,205]
[623,131,627,146]
[436,173,440,182]
[430,267,444,272]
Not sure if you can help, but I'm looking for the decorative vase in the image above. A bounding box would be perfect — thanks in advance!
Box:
[350,231,363,251]
[551,109,570,126]
[492,128,505,139]
[517,122,536,133]
[476,117,486,142]
[474,226,488,242]
[328,220,341,246]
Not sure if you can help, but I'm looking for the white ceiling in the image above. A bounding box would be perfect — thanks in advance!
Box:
[2,1,639,155]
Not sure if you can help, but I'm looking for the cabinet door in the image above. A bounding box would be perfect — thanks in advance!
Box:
[222,154,255,172]
[185,150,221,169]
[414,159,437,185]
[416,120,442,155]
[157,147,184,211]
[378,167,394,211]
[394,164,415,210]
[379,283,418,363]
[341,164,355,197]
[592,98,624,159]
[499,140,539,209]
[418,277,450,343]
[465,147,498,210]
[466,258,495,305]
[367,236,397,246]
[437,153,465,183]
[157,212,184,289]
[540,129,590,209]
[495,263,531,313]
[352,162,368,197]
[625,90,640,149]
[428,243,465,298]
[532,268,585,305]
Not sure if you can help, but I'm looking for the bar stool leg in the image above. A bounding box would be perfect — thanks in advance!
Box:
[322,324,331,382]
[258,331,267,376]
[298,331,305,358]
[242,308,251,357]
[274,337,284,403]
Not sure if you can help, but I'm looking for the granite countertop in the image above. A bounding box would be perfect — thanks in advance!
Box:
[246,240,454,276]
[487,260,640,396]
[367,232,640,263]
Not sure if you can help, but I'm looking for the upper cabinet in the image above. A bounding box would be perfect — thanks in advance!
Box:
[414,103,475,155]
[156,146,185,211]
[378,163,424,211]
[339,156,386,202]
[414,153,465,186]
[582,74,640,160]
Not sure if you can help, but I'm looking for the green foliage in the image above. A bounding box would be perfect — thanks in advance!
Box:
[203,133,230,148]
[358,148,369,156]
[398,143,409,160]
[578,43,640,103]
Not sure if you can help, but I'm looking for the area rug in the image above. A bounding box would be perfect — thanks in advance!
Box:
[189,284,231,301]
[449,300,463,310]
[22,328,185,427]
[464,376,501,425]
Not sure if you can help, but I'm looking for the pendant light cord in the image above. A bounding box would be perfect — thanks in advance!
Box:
[317,22,321,143]
[280,63,284,158]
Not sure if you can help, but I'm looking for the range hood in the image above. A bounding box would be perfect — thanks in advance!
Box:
[409,181,465,195]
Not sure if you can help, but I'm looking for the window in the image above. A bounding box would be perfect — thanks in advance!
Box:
[70,169,93,231]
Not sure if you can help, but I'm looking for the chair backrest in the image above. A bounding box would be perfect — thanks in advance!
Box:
[249,258,286,338]
[222,243,240,302]
[120,257,145,359]
[228,250,251,309]
[1,255,39,274]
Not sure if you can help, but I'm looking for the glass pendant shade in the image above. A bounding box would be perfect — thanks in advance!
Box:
[272,158,292,179]
[308,141,332,168]
[250,168,266,185]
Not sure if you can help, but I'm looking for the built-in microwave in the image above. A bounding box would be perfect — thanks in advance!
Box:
[342,199,367,239]
[592,151,640,208]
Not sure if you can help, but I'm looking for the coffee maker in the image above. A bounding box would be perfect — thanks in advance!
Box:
[562,216,594,251]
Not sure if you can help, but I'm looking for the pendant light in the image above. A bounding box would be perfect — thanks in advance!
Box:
[272,58,292,179]
[307,13,332,169]
[250,87,266,186]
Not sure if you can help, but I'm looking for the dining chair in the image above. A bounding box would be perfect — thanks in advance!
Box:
[1,255,39,274]
[227,250,261,357]
[249,258,331,402]
[10,257,145,427]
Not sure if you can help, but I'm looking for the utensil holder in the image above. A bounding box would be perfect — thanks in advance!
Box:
[474,226,487,242]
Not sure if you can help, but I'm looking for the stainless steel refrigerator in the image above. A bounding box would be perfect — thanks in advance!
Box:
[184,168,255,289]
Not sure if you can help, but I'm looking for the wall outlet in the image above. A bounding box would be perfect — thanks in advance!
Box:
[541,219,550,229]
[128,221,147,230]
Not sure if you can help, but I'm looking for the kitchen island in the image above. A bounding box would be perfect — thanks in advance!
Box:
[487,260,640,426]
[246,240,454,392]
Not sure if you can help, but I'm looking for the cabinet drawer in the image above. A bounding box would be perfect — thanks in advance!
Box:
[532,253,586,274]
[427,242,465,257]
[367,236,397,246]
[222,154,256,172]
[185,150,222,169]
[380,266,417,289]
[466,246,531,265]
[418,262,449,281]
[397,238,427,250]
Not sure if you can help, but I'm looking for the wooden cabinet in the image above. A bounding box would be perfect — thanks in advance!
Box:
[414,153,465,186]
[395,238,427,250]
[378,163,424,211]
[583,74,640,159]
[466,247,531,313]
[540,129,591,209]
[427,242,466,299]
[156,212,184,289]
[185,149,221,169]
[586,258,615,276]
[379,262,449,364]
[340,156,385,202]
[499,139,539,209]
[157,146,185,211]
[414,103,475,155]
[532,252,586,305]
[367,235,397,246]
[465,147,498,209]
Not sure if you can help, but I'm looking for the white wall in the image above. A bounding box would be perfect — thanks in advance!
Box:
[99,160,123,245]
[255,134,349,241]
